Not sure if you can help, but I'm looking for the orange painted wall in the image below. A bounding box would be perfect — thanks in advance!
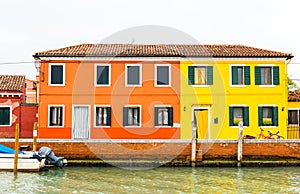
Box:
[38,60,180,139]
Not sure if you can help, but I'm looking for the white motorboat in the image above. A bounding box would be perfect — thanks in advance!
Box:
[0,144,67,172]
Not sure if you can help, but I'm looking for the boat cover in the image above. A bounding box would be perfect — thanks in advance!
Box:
[0,144,22,154]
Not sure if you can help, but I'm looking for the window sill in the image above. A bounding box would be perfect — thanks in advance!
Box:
[154,85,171,87]
[230,126,248,128]
[230,85,247,88]
[48,125,64,128]
[124,125,142,128]
[48,84,65,87]
[155,126,172,128]
[0,124,11,127]
[95,84,111,87]
[94,126,111,128]
[125,85,142,87]
[258,85,276,88]
[259,126,277,128]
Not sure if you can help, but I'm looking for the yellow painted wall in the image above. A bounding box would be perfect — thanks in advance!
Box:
[288,101,300,109]
[180,59,288,139]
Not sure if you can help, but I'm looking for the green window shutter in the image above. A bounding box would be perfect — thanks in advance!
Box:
[154,107,159,126]
[123,107,128,126]
[229,107,234,126]
[273,106,278,126]
[168,107,173,126]
[188,66,195,85]
[207,66,213,85]
[255,67,261,85]
[244,66,251,85]
[244,107,249,126]
[231,66,238,85]
[258,107,263,126]
[273,66,280,85]
[106,107,111,126]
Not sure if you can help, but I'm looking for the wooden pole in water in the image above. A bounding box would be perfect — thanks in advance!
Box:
[14,123,20,174]
[237,121,243,167]
[33,122,38,152]
[191,120,197,167]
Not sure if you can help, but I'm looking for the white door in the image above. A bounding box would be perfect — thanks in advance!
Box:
[73,106,90,139]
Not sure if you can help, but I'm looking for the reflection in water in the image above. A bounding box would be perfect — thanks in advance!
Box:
[0,167,299,193]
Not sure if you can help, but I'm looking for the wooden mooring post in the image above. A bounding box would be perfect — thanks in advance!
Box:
[237,121,243,167]
[191,120,197,167]
[14,124,20,174]
[33,122,38,152]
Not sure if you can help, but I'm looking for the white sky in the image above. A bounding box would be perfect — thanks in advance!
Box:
[0,0,299,84]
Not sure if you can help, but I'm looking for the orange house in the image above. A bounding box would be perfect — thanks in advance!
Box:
[33,44,181,139]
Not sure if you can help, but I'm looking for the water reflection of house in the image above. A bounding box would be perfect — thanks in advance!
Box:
[288,91,300,139]
[33,44,293,140]
[0,75,38,138]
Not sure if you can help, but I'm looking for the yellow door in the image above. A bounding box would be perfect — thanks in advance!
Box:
[194,109,208,139]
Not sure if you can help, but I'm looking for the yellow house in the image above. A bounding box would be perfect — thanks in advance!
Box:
[287,91,300,139]
[180,45,293,139]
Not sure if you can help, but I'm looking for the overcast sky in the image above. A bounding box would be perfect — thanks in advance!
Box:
[0,0,299,83]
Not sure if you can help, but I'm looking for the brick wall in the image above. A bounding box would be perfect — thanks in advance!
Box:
[1,140,299,162]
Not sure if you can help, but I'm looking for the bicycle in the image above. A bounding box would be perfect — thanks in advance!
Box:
[256,128,284,139]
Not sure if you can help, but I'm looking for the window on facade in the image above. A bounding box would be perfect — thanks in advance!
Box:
[288,110,299,125]
[96,65,110,86]
[95,106,111,127]
[0,107,11,126]
[126,65,141,86]
[255,66,279,85]
[154,106,173,126]
[229,106,249,126]
[50,64,64,85]
[188,66,213,85]
[49,106,63,126]
[231,66,250,85]
[156,65,170,86]
[258,106,278,126]
[123,106,141,127]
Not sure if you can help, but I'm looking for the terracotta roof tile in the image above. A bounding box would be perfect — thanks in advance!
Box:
[288,91,300,102]
[34,44,293,58]
[0,75,25,92]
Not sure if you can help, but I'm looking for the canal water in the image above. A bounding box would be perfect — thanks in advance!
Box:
[0,167,299,194]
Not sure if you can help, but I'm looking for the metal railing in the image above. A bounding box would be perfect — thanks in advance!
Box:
[287,126,300,139]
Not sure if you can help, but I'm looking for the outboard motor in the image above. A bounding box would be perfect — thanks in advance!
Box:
[38,146,64,168]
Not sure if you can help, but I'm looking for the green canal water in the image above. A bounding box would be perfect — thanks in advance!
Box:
[0,167,299,194]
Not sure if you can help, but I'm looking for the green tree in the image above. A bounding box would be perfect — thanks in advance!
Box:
[288,76,299,91]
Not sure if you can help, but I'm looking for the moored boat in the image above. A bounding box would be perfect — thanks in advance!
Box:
[0,144,67,172]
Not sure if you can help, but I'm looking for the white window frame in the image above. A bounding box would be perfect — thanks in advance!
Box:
[48,104,65,128]
[259,104,277,128]
[258,64,275,87]
[124,105,142,128]
[94,105,111,128]
[94,64,111,87]
[0,105,12,126]
[125,64,142,87]
[48,63,66,86]
[192,64,209,87]
[288,108,300,126]
[229,64,247,87]
[155,64,171,87]
[154,105,172,128]
[229,104,248,128]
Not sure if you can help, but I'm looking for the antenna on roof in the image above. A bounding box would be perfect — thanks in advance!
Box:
[130,39,135,44]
